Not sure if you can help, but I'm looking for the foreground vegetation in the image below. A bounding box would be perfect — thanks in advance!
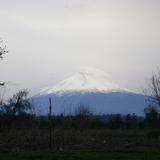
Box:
[1,128,160,149]
[0,148,160,160]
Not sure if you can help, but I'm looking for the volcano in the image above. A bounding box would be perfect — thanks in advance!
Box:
[32,67,147,115]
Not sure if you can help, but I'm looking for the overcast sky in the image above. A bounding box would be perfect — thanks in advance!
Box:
[0,0,160,97]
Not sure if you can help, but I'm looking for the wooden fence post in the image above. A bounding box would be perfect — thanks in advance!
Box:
[49,97,52,149]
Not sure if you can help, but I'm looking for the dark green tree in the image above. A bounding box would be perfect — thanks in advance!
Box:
[0,90,31,129]
[144,105,159,128]
[3,90,31,116]
[125,114,132,129]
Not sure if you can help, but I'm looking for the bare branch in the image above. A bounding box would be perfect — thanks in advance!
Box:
[149,69,160,108]
[0,39,8,59]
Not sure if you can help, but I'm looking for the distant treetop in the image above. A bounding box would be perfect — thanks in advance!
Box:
[0,39,8,59]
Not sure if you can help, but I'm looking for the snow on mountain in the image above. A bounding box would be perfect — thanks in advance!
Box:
[32,67,147,116]
[37,67,132,95]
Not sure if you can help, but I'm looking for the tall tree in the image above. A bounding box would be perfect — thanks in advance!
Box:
[149,69,160,108]
[2,90,31,116]
[144,105,159,128]
[0,90,31,130]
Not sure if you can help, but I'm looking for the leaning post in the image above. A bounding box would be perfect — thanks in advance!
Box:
[49,97,53,149]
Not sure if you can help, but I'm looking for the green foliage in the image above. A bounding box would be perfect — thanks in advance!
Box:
[146,129,160,138]
[144,105,159,128]
[0,148,160,160]
[0,90,32,130]
[1,90,31,116]
[108,114,123,129]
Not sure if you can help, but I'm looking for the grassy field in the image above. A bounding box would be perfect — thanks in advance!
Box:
[1,128,160,160]
[1,129,159,149]
[0,148,160,160]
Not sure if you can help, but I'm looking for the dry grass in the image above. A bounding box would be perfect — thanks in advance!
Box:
[0,128,160,150]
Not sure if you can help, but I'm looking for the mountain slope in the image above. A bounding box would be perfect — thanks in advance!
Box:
[32,67,147,116]
[37,67,131,95]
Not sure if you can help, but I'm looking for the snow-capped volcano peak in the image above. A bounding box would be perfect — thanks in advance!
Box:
[33,67,146,116]
[38,67,131,95]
